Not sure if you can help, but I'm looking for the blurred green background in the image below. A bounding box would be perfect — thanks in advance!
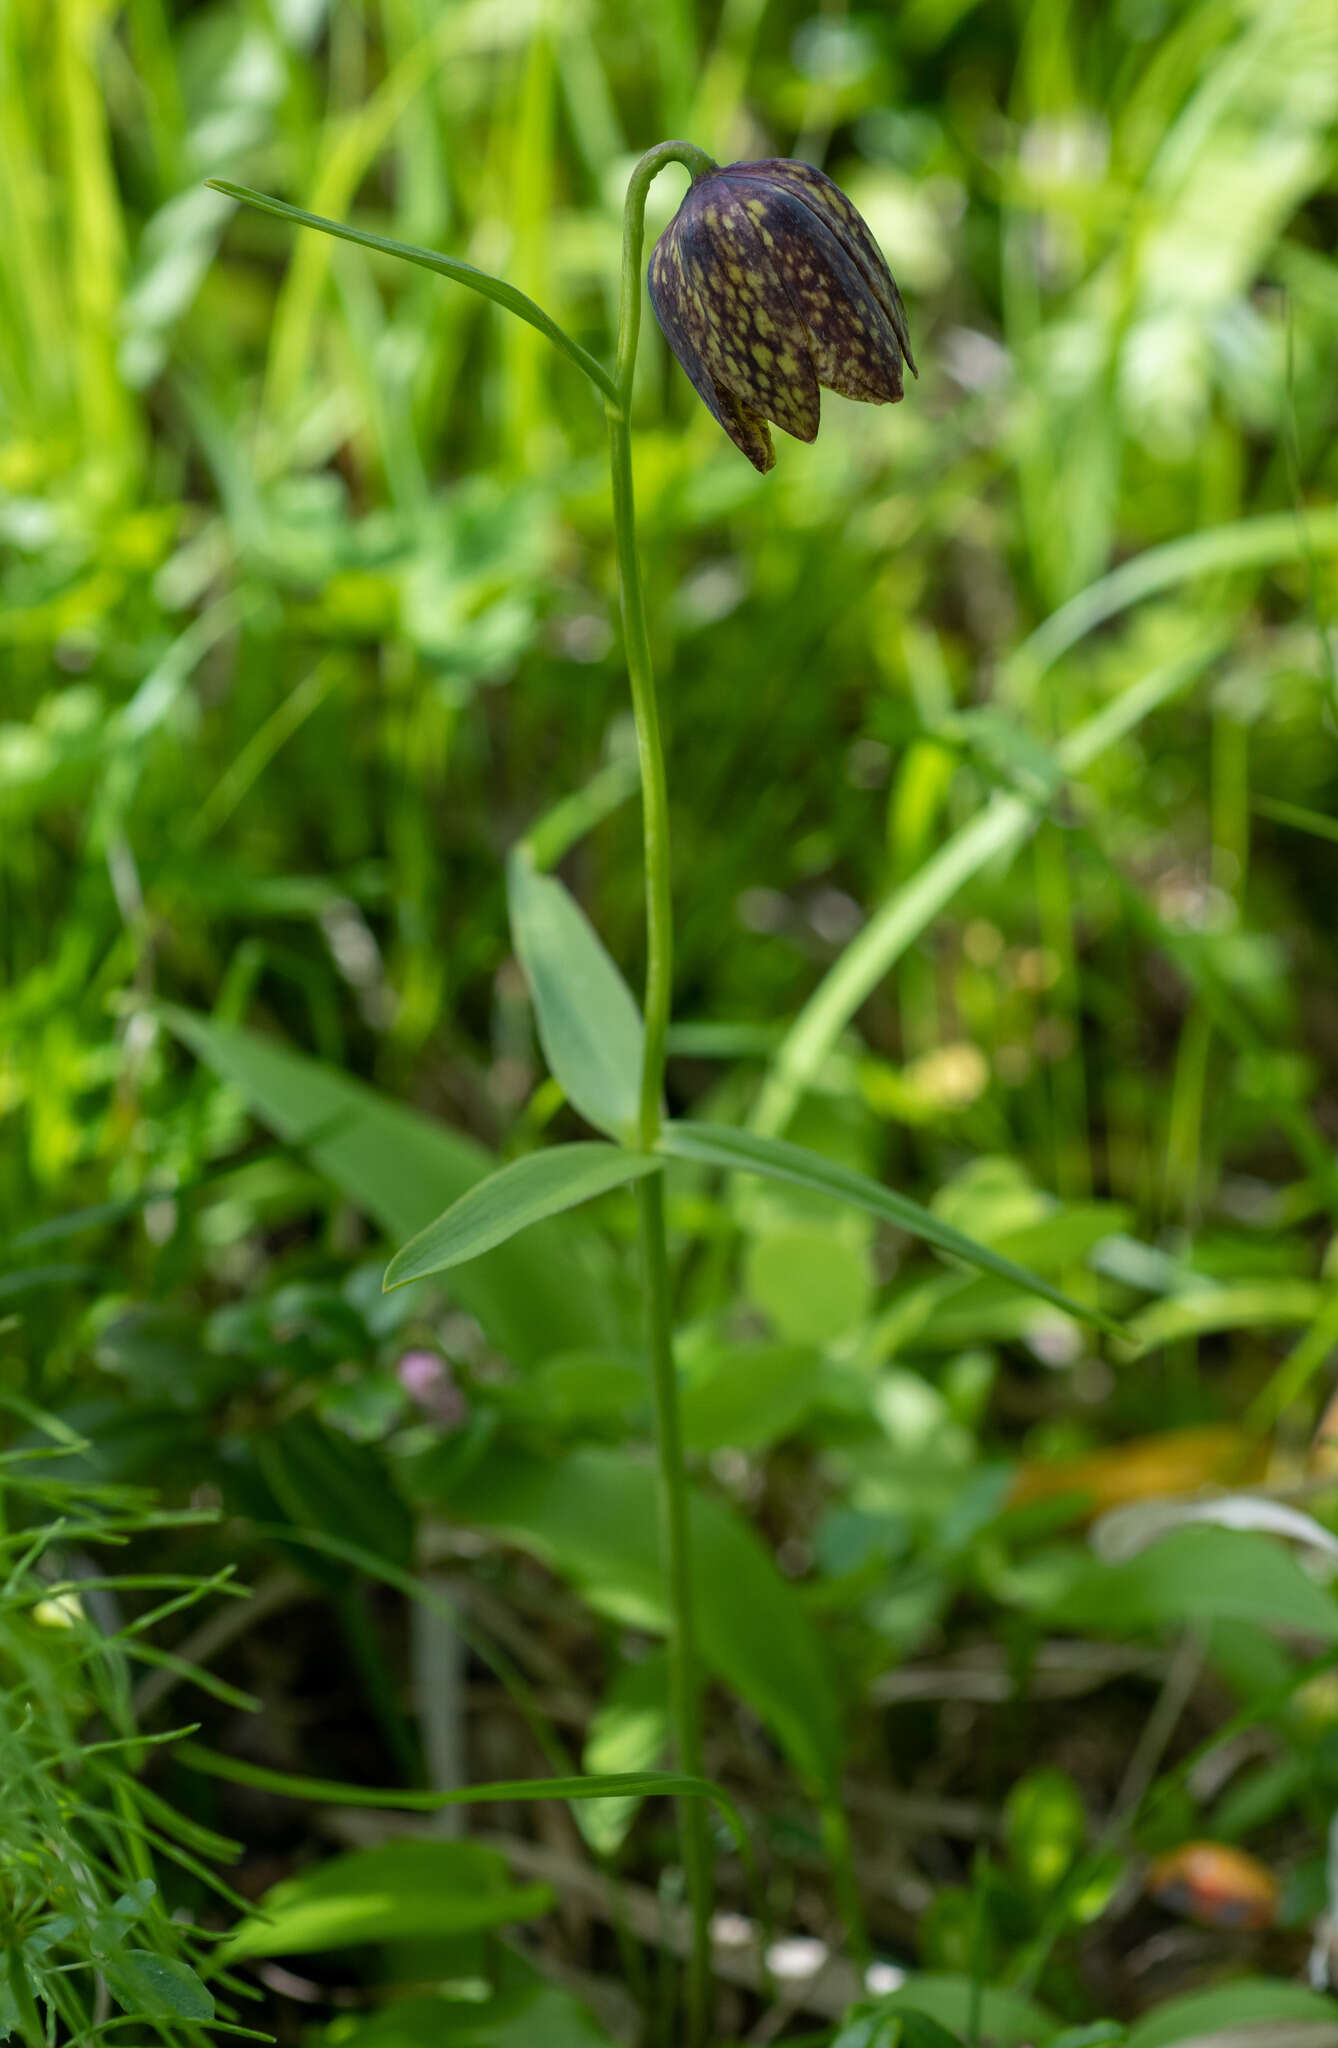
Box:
[5,0,1338,2035]
[4,0,1337,1240]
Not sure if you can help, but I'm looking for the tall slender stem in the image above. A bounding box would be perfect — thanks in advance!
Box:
[610,140,714,1146]
[635,1173,711,2039]
[606,406,675,1146]
[607,138,717,2046]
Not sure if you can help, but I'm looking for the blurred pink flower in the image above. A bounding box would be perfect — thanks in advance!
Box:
[396,1350,468,1431]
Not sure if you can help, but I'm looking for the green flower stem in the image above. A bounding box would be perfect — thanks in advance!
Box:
[611,140,715,1145]
[605,406,674,1147]
[635,1173,711,2040]
[607,139,717,2046]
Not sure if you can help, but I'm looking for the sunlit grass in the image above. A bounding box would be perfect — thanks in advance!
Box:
[3,0,1338,2038]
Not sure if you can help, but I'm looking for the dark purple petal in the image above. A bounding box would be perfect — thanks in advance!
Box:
[671,178,820,445]
[645,153,915,468]
[735,159,917,376]
[709,385,777,473]
[722,172,906,405]
[649,224,775,470]
[648,231,732,426]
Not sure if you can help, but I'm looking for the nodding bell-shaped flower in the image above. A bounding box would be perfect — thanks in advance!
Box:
[648,157,916,473]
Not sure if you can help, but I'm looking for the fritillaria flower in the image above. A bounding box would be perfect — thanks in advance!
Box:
[648,156,916,473]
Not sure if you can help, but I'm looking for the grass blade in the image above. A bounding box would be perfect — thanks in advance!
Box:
[177,1741,751,1860]
[753,637,1221,1136]
[1006,507,1338,692]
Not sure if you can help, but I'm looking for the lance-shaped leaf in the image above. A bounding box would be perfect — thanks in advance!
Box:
[160,1005,614,1361]
[207,181,617,400]
[179,1741,752,1863]
[507,849,645,1142]
[220,1838,552,1959]
[384,1144,661,1289]
[657,1121,1120,1336]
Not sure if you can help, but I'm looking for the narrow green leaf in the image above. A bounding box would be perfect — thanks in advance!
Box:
[752,637,1219,1137]
[874,1201,1134,1353]
[579,1649,670,1855]
[207,180,617,401]
[159,1006,615,1362]
[178,1740,749,1859]
[1122,1280,1323,1358]
[1007,506,1338,690]
[659,1122,1119,1336]
[1254,793,1338,847]
[507,850,645,1141]
[522,755,640,873]
[220,1839,551,1959]
[384,1144,660,1289]
[104,1952,215,2023]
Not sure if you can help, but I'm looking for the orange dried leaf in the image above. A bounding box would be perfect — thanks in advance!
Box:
[1011,1425,1266,1517]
